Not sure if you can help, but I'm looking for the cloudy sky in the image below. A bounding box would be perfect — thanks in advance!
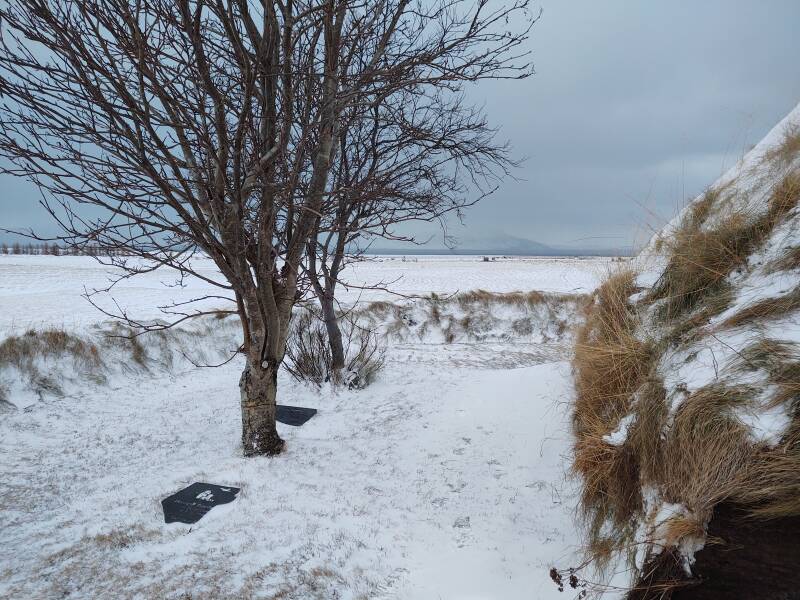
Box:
[2,1,800,251]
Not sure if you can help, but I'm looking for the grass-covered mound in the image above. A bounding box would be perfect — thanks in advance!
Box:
[569,104,800,598]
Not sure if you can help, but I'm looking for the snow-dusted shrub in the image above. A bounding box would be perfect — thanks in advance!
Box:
[283,310,332,387]
[340,322,385,389]
[284,309,385,389]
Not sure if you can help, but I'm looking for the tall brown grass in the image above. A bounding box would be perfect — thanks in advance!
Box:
[571,143,800,595]
[0,328,101,371]
[763,122,800,169]
[573,270,654,547]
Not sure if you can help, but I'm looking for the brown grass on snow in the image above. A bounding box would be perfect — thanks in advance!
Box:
[767,245,800,273]
[0,328,100,370]
[571,128,800,595]
[650,171,800,321]
[454,288,569,309]
[763,122,800,169]
[661,384,755,516]
[719,285,800,330]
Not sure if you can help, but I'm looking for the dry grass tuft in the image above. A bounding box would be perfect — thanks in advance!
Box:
[627,377,669,485]
[661,384,755,515]
[0,328,101,372]
[763,123,800,169]
[663,283,734,347]
[574,270,652,433]
[719,285,800,330]
[649,213,751,320]
[734,339,800,409]
[661,514,706,548]
[650,171,799,321]
[684,183,731,230]
[572,270,654,543]
[767,245,800,273]
[737,427,800,519]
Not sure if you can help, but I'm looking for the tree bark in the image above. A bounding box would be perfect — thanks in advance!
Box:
[321,292,346,371]
[239,356,285,457]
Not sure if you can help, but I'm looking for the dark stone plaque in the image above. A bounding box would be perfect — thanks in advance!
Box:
[276,404,317,426]
[161,482,240,524]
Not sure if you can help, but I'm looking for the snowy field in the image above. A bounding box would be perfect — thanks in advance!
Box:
[0,255,613,599]
[0,254,610,333]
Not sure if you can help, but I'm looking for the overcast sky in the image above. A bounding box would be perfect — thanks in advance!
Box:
[2,1,800,250]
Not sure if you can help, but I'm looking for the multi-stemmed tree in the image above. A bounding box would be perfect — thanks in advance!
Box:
[0,0,535,456]
[306,80,528,373]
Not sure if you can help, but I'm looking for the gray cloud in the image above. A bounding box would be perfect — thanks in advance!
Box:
[454,0,800,249]
[2,1,799,251]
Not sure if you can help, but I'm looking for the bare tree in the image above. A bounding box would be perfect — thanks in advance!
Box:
[0,0,535,456]
[306,73,531,372]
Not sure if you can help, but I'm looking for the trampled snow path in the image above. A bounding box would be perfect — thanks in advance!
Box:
[0,350,580,599]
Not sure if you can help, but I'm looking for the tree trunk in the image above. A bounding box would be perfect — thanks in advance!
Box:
[321,293,346,372]
[239,356,285,457]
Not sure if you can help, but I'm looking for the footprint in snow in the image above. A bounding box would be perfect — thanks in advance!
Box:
[453,516,470,529]
[447,481,467,493]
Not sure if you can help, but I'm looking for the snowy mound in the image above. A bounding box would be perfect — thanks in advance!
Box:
[572,103,800,597]
[1,289,585,410]
[0,317,242,410]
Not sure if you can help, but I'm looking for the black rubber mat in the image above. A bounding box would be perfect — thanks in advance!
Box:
[161,482,240,524]
[276,404,318,426]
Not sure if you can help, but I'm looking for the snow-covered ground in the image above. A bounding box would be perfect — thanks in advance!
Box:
[0,255,608,599]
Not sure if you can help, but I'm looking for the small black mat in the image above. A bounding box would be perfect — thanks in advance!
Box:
[162,482,240,524]
[276,404,317,426]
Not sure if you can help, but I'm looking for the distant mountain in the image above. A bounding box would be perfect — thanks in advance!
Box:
[458,233,554,255]
[367,233,632,256]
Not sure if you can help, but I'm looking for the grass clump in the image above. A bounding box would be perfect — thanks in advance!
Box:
[574,270,652,433]
[763,123,800,169]
[0,328,104,400]
[685,184,730,230]
[766,246,800,273]
[661,384,755,516]
[734,339,800,409]
[455,289,553,309]
[719,285,800,330]
[0,328,100,372]
[572,270,655,546]
[650,171,799,321]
